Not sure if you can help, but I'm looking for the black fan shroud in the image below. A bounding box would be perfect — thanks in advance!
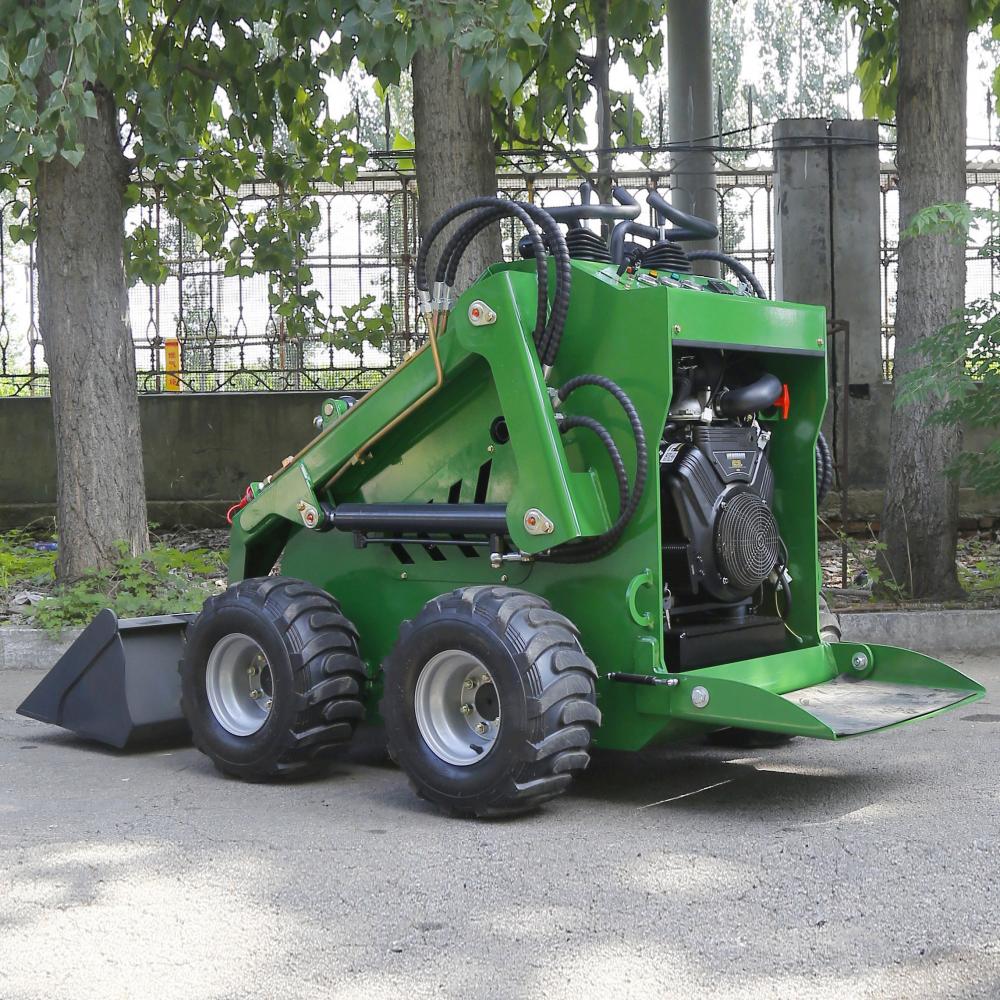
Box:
[715,489,781,591]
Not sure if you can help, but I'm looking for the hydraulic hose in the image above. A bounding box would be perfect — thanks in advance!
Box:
[816,431,833,503]
[415,197,510,292]
[440,205,551,349]
[437,201,571,364]
[415,199,551,343]
[685,250,767,299]
[442,202,570,364]
[545,374,649,562]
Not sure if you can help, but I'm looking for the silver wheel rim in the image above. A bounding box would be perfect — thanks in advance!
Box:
[205,633,274,737]
[413,650,500,766]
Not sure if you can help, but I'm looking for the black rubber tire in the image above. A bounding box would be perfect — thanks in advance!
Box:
[180,576,367,781]
[381,586,600,818]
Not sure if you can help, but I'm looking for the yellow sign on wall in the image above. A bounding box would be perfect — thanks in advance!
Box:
[164,338,181,392]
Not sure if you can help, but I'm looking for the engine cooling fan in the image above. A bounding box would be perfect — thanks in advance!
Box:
[715,490,781,591]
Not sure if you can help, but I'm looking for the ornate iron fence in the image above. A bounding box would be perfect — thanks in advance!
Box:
[0,150,996,396]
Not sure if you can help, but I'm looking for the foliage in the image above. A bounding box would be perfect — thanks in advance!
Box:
[340,0,668,164]
[959,551,1000,592]
[897,203,1000,495]
[0,529,57,595]
[0,0,393,346]
[29,541,226,630]
[832,0,1000,116]
[327,294,394,354]
[819,517,904,598]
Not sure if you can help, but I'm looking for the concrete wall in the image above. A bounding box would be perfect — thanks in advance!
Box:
[773,118,998,519]
[774,118,886,488]
[0,391,333,528]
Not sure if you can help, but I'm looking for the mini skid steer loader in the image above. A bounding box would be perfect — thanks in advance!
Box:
[20,188,984,817]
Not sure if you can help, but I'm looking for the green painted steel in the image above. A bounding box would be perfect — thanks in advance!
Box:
[226,258,984,752]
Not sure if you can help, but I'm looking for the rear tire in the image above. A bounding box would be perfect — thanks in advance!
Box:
[381,586,600,817]
[180,576,367,780]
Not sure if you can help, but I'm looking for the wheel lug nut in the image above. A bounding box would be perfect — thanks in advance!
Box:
[474,722,488,735]
[460,703,473,716]
[250,689,261,699]
[463,678,476,689]
[265,699,272,710]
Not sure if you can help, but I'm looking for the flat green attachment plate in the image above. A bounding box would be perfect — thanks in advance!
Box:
[781,675,972,737]
[659,642,984,742]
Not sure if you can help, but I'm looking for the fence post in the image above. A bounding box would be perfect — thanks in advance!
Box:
[773,118,885,495]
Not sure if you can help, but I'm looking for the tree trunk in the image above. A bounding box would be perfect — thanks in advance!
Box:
[592,0,613,207]
[36,85,148,580]
[412,48,500,293]
[667,0,719,275]
[879,0,967,599]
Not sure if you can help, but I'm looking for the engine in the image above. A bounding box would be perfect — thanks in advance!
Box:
[659,352,790,668]
[661,422,780,604]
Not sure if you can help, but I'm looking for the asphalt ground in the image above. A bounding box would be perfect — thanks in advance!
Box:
[1,653,998,1000]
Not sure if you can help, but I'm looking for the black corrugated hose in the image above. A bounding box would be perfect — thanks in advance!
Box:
[415,198,570,367]
[816,429,833,503]
[545,374,649,562]
[437,201,572,365]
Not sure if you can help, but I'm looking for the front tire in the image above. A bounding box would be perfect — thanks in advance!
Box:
[180,577,367,780]
[381,587,600,817]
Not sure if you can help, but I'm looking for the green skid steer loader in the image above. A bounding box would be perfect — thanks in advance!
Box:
[20,187,983,817]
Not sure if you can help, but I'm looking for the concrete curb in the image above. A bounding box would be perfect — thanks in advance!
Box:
[839,608,1000,655]
[1,608,997,671]
[0,627,79,672]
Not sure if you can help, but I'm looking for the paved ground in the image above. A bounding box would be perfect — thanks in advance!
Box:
[1,653,999,1000]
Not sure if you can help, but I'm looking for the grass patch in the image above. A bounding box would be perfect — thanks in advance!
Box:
[1,530,227,629]
[0,529,57,598]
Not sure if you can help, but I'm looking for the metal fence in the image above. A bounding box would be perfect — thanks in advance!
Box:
[878,163,1000,379]
[0,149,996,396]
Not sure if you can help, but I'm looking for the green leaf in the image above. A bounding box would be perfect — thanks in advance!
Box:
[34,132,57,159]
[73,18,96,44]
[19,33,47,80]
[0,84,14,109]
[59,145,85,168]
[81,89,98,119]
[498,60,522,101]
